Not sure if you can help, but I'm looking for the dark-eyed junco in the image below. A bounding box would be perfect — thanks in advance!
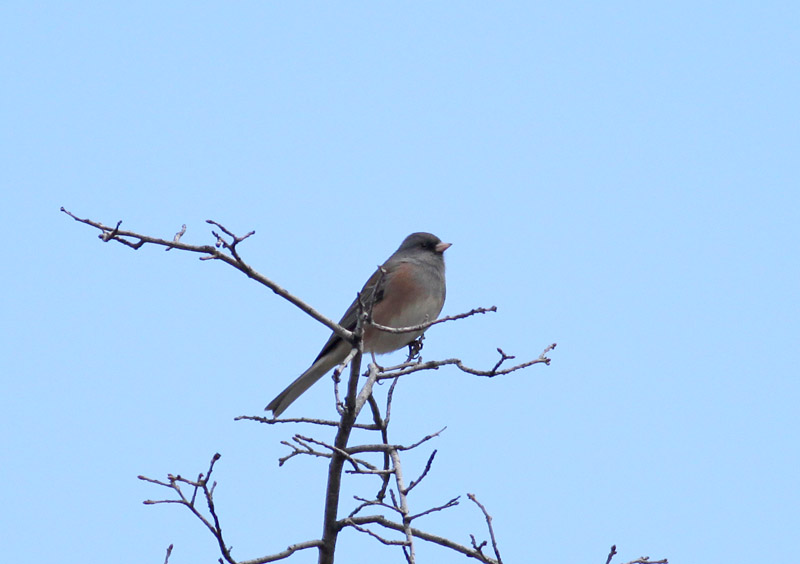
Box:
[266,232,451,416]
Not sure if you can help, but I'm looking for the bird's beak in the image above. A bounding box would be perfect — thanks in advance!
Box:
[435,242,452,253]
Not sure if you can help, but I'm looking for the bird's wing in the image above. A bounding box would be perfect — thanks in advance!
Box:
[311,264,391,362]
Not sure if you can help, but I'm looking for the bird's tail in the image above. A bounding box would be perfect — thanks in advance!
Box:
[266,350,343,416]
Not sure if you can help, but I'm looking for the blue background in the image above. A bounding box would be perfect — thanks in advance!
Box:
[2,3,798,563]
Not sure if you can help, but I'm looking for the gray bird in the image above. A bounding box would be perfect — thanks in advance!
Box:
[266,232,450,416]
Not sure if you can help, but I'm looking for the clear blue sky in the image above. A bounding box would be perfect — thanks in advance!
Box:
[2,3,798,563]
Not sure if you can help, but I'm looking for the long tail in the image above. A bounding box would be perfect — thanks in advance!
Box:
[266,345,345,416]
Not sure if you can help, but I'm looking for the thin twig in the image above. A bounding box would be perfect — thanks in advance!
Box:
[405,450,437,495]
[346,520,409,546]
[370,307,497,335]
[490,348,515,372]
[295,435,377,472]
[408,496,460,521]
[468,493,502,564]
[351,496,403,516]
[165,225,186,250]
[346,428,446,455]
[163,544,173,564]
[366,394,392,499]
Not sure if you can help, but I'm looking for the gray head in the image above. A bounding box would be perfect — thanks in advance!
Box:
[394,232,452,258]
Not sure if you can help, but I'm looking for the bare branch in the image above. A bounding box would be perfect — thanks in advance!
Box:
[140,455,328,564]
[405,450,437,495]
[61,208,353,344]
[370,306,497,335]
[342,515,498,564]
[408,495,460,521]
[467,493,502,564]
[350,496,403,516]
[206,218,255,263]
[163,544,173,564]
[345,468,394,477]
[470,534,488,557]
[366,393,392,499]
[234,414,377,430]
[388,449,416,562]
[377,342,557,382]
[605,544,668,564]
[236,540,324,564]
[346,521,410,546]
[346,428,445,455]
[277,437,332,466]
[490,348,515,372]
[205,219,236,240]
[139,454,236,564]
[331,344,362,415]
[278,435,375,472]
[319,339,364,564]
[165,225,187,251]
[294,434,377,472]
[354,363,381,415]
[606,545,618,564]
[384,376,400,427]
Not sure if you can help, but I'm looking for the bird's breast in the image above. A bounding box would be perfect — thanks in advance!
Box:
[364,263,445,354]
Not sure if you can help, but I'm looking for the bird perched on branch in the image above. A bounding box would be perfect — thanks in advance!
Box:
[266,232,451,416]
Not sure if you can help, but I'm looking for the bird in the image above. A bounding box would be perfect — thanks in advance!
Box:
[266,232,451,417]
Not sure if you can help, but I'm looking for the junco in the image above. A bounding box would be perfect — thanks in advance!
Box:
[266,232,451,416]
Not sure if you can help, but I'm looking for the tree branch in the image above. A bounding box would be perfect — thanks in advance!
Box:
[234,414,378,430]
[605,545,669,564]
[139,454,235,563]
[467,493,502,564]
[369,306,497,334]
[318,311,367,564]
[60,207,353,343]
[376,342,557,382]
[341,515,499,564]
